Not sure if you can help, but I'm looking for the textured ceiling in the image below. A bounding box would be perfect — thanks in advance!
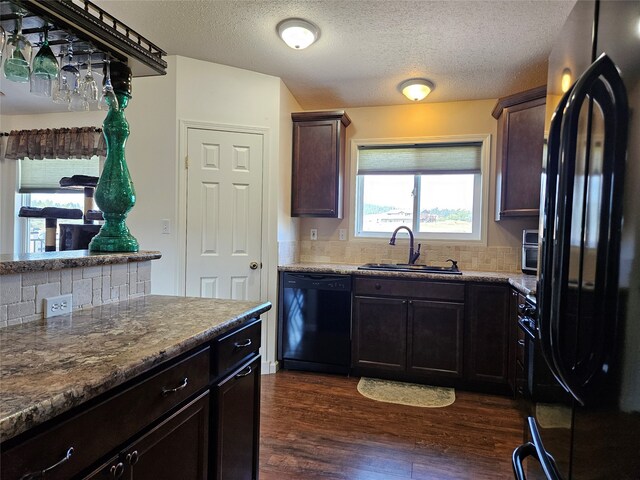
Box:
[1,0,576,114]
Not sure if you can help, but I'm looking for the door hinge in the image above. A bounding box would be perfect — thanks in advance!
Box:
[185,155,189,169]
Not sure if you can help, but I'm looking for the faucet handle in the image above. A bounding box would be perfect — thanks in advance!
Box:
[446,258,458,270]
[416,243,421,253]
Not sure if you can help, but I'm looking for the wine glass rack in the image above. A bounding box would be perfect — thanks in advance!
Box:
[0,0,166,76]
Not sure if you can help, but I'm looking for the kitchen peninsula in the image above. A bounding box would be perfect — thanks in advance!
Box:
[0,251,271,480]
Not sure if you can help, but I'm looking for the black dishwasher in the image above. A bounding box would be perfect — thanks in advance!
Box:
[278,272,352,374]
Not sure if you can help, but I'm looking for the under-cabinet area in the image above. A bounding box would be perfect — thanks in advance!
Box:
[0,296,271,480]
[278,265,536,397]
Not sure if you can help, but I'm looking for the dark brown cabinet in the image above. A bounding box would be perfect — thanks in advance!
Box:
[492,85,546,218]
[85,392,209,480]
[351,277,465,384]
[211,356,261,480]
[352,296,407,373]
[408,300,465,379]
[465,283,511,392]
[1,319,263,480]
[291,111,351,218]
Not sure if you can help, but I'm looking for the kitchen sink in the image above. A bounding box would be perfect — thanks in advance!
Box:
[357,263,463,275]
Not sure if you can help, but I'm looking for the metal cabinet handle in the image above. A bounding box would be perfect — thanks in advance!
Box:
[518,339,525,347]
[374,283,381,290]
[161,377,188,396]
[110,462,124,478]
[126,450,139,466]
[21,447,75,479]
[235,366,252,378]
[234,338,252,349]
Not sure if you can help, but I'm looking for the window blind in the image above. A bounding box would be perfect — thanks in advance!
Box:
[19,157,100,193]
[357,143,482,175]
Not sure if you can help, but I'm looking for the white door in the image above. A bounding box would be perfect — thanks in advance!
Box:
[185,128,263,300]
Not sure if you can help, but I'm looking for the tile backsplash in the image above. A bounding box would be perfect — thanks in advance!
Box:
[0,261,152,327]
[296,240,522,273]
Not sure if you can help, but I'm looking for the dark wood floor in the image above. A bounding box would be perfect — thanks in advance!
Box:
[259,371,524,479]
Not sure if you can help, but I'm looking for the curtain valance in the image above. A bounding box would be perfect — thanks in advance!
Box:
[4,127,106,160]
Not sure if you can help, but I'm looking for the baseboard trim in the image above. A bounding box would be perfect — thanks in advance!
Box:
[262,359,279,375]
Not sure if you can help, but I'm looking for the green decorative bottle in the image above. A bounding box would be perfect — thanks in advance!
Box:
[89,62,139,252]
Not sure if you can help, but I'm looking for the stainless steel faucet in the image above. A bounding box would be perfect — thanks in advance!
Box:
[389,226,421,264]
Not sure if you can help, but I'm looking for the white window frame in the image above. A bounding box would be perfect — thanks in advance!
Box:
[350,134,491,244]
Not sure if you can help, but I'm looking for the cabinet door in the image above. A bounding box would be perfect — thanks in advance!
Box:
[83,392,209,480]
[493,86,546,218]
[352,296,407,373]
[466,284,511,389]
[212,356,261,480]
[291,117,345,218]
[407,300,464,379]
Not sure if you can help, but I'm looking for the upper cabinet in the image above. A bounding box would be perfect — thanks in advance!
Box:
[492,86,546,219]
[291,111,351,218]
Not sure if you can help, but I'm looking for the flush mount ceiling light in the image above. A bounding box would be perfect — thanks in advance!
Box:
[277,18,319,50]
[399,78,435,101]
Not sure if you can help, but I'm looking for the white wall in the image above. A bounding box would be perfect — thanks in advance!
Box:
[122,56,178,294]
[278,79,301,244]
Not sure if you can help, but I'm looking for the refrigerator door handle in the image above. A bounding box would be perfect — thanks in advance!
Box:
[537,87,572,387]
[548,53,629,405]
[510,417,564,480]
[512,442,538,480]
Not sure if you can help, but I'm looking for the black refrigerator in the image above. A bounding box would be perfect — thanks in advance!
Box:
[512,1,640,479]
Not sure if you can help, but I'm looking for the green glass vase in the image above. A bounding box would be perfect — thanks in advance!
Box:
[89,92,139,252]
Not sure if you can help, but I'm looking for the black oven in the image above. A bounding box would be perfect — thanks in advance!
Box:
[517,296,567,402]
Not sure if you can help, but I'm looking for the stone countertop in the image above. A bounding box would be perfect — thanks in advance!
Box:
[0,250,162,275]
[0,295,271,442]
[279,262,537,297]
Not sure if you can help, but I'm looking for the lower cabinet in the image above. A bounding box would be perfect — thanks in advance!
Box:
[352,296,407,373]
[351,277,465,385]
[211,356,261,480]
[84,392,209,479]
[408,300,465,379]
[465,283,511,392]
[0,319,263,480]
[351,277,512,393]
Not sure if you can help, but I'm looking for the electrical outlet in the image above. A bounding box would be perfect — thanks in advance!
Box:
[310,229,318,241]
[43,294,73,318]
[161,219,171,234]
[339,229,347,241]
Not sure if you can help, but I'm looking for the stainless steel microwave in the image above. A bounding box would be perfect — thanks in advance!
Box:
[522,229,538,275]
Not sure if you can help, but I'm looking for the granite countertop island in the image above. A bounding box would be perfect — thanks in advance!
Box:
[0,250,162,275]
[279,262,538,297]
[0,295,271,442]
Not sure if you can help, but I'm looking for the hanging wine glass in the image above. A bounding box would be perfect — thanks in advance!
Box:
[56,42,80,105]
[3,14,33,83]
[81,48,99,105]
[98,57,119,111]
[30,27,59,97]
[0,25,6,65]
[69,57,89,112]
[51,51,66,103]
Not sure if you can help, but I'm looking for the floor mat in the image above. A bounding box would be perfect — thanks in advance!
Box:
[357,377,455,408]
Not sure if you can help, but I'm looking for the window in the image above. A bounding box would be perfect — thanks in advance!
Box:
[354,137,489,242]
[18,156,100,253]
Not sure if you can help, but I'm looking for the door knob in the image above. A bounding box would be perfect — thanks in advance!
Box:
[249,262,259,270]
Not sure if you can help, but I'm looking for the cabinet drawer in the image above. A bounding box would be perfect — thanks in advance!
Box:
[1,347,209,480]
[212,319,261,378]
[354,277,464,301]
